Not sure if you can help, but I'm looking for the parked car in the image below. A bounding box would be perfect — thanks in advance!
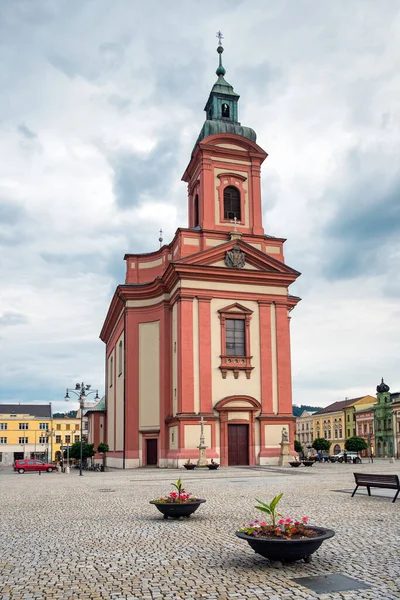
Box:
[310,452,330,462]
[14,459,55,474]
[330,451,361,464]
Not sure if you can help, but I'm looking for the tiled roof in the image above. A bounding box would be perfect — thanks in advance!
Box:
[313,397,365,416]
[0,403,52,418]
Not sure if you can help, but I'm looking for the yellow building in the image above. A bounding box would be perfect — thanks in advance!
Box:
[0,404,52,467]
[50,416,82,461]
[343,396,376,440]
[312,395,376,454]
[0,404,85,467]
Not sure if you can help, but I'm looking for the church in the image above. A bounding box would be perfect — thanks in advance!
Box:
[99,40,301,468]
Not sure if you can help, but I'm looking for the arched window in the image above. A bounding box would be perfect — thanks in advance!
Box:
[222,103,230,118]
[223,186,241,221]
[194,194,199,227]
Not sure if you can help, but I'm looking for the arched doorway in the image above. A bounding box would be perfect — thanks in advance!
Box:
[214,396,261,467]
[333,444,341,455]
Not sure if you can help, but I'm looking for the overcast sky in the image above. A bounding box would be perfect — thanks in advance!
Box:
[0,1,399,413]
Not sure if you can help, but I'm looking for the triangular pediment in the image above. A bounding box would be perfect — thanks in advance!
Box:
[175,238,300,278]
[217,302,253,315]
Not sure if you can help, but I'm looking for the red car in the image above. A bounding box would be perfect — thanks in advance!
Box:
[14,459,55,474]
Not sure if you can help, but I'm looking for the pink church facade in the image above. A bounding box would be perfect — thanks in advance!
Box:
[99,45,300,468]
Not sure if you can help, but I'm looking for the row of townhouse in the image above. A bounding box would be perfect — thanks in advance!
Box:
[296,379,400,458]
[0,404,88,467]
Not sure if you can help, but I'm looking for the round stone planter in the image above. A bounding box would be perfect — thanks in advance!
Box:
[150,499,206,519]
[235,526,335,563]
[207,464,220,470]
[289,461,301,468]
[183,464,196,470]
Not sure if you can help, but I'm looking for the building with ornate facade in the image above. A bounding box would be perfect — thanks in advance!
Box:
[354,407,375,457]
[312,395,375,454]
[295,410,316,452]
[373,379,394,457]
[99,43,301,468]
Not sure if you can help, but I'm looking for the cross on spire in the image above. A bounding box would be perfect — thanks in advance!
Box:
[231,216,238,232]
[216,30,224,46]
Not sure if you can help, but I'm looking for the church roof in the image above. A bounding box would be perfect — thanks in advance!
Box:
[195,120,257,146]
[84,395,106,414]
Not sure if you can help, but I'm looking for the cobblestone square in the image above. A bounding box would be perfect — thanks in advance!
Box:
[1,462,399,600]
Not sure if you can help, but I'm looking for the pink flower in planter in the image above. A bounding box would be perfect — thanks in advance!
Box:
[260,522,267,526]
[169,491,178,498]
[285,518,292,523]
[278,519,285,525]
[302,516,309,523]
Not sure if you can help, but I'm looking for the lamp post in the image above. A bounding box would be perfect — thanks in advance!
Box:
[47,429,54,463]
[64,382,99,476]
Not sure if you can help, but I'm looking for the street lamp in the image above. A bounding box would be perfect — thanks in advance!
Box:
[64,382,99,476]
[46,429,55,463]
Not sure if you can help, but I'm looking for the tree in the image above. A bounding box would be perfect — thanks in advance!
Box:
[345,436,368,453]
[98,442,109,471]
[294,440,303,455]
[312,438,331,452]
[68,441,95,463]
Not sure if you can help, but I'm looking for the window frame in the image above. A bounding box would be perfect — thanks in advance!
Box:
[223,186,241,221]
[216,173,247,226]
[218,303,253,379]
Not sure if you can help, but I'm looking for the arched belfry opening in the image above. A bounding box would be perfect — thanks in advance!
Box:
[223,186,241,221]
[221,103,230,118]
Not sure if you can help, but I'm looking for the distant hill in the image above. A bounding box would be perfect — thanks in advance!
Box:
[292,405,320,417]
[53,411,78,418]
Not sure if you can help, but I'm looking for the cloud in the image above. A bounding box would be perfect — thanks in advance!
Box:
[109,137,180,209]
[0,0,399,409]
[0,312,28,326]
[17,123,37,139]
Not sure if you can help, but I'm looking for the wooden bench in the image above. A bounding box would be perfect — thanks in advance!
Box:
[352,473,400,503]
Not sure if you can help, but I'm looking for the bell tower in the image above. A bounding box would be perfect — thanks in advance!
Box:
[182,36,267,236]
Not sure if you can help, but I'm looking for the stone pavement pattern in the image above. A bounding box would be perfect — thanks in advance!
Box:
[0,462,399,600]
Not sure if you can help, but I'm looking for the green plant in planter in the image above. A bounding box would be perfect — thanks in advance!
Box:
[254,494,283,527]
[239,494,316,540]
[152,478,199,504]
